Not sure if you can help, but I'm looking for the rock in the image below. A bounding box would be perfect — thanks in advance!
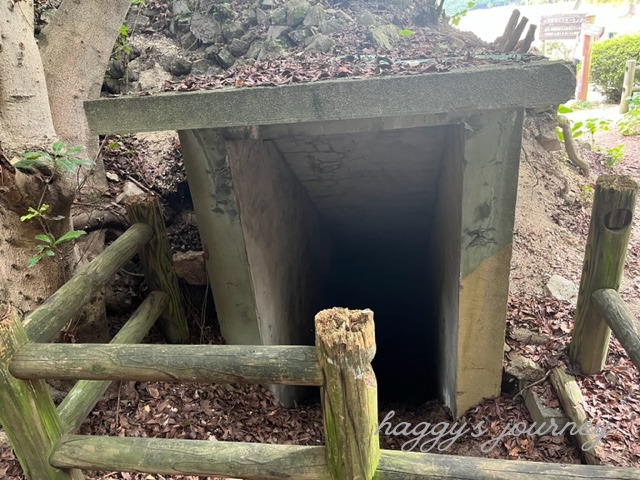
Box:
[357,10,380,27]
[288,27,312,44]
[190,11,223,44]
[334,10,355,24]
[257,38,285,60]
[0,431,9,450]
[267,25,290,41]
[116,181,146,204]
[229,38,250,57]
[369,24,399,50]
[537,133,562,152]
[173,250,207,285]
[190,58,218,75]
[319,17,349,34]
[545,274,579,305]
[246,40,263,60]
[505,353,545,382]
[256,7,269,25]
[179,31,198,49]
[204,45,219,60]
[172,0,191,16]
[261,0,275,8]
[510,327,551,345]
[523,389,568,428]
[222,19,244,42]
[305,34,335,53]
[304,4,326,26]
[577,139,591,151]
[269,7,287,25]
[215,47,236,69]
[107,59,127,79]
[102,75,122,95]
[136,63,173,92]
[284,0,309,26]
[166,56,192,76]
[106,172,120,182]
[215,3,236,21]
[504,341,512,352]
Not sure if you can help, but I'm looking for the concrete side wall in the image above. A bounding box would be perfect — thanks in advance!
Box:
[227,140,333,347]
[431,125,464,411]
[454,108,525,417]
[178,129,261,345]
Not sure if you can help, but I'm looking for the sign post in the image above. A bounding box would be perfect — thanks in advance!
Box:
[576,17,604,101]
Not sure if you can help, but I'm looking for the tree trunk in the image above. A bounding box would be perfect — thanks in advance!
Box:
[0,0,73,312]
[39,0,131,195]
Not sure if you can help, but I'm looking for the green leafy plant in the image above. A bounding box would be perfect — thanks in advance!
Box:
[397,28,414,36]
[583,117,610,146]
[14,140,93,267]
[617,93,640,136]
[580,183,594,201]
[27,230,87,268]
[590,33,640,103]
[13,140,92,172]
[114,24,131,62]
[603,143,624,168]
[449,1,475,26]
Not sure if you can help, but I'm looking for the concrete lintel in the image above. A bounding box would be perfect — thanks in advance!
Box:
[85,61,575,135]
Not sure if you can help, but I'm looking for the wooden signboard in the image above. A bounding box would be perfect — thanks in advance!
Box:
[540,13,588,40]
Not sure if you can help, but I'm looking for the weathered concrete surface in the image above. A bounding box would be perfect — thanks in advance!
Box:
[177,129,261,345]
[85,61,575,135]
[85,60,576,414]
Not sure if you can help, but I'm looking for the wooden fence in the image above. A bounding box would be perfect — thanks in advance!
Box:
[620,59,639,114]
[2,183,640,479]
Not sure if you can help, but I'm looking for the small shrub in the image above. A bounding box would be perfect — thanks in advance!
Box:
[590,33,640,103]
[617,93,640,136]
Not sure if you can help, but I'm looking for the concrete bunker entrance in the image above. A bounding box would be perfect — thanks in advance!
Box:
[270,124,464,402]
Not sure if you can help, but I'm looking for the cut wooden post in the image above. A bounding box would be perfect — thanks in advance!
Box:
[315,308,379,480]
[494,9,520,51]
[126,195,189,343]
[0,304,83,480]
[570,175,638,374]
[23,223,153,343]
[592,288,640,370]
[516,24,537,54]
[550,365,603,465]
[502,16,529,53]
[620,60,636,114]
[57,291,168,433]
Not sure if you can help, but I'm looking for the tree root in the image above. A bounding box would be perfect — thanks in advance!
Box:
[558,115,590,177]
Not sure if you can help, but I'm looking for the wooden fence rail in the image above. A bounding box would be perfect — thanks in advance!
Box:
[10,344,323,385]
[592,288,640,370]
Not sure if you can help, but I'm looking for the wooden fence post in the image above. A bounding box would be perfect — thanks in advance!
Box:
[0,304,83,480]
[570,175,638,374]
[620,60,636,114]
[315,308,379,480]
[126,195,189,343]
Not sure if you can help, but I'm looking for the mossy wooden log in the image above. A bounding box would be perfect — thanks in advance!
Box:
[315,308,379,480]
[549,365,602,465]
[570,175,637,373]
[620,60,636,114]
[126,195,189,343]
[374,449,640,479]
[51,435,332,479]
[23,223,153,343]
[592,288,640,370]
[48,435,640,480]
[10,344,323,385]
[0,304,83,480]
[57,291,168,433]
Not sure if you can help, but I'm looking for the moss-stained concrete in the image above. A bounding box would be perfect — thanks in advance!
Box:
[456,243,513,416]
[177,129,261,345]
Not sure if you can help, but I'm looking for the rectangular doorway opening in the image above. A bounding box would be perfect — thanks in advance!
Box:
[275,124,464,403]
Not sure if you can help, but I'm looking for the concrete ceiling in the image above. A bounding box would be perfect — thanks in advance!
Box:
[273,125,450,245]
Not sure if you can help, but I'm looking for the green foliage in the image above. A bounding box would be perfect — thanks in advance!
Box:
[397,28,414,36]
[445,0,520,17]
[590,33,640,103]
[114,24,131,62]
[449,1,475,25]
[543,40,573,61]
[617,93,640,136]
[557,104,573,114]
[603,144,624,168]
[15,140,92,267]
[26,230,86,268]
[13,140,92,172]
[582,117,610,146]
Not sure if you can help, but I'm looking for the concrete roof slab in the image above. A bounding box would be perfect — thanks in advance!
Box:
[85,60,575,135]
